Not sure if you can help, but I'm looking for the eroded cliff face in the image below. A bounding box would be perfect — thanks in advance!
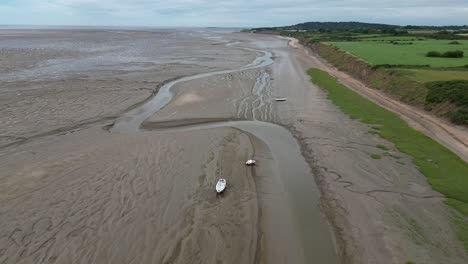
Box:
[301,41,468,125]
[302,41,427,104]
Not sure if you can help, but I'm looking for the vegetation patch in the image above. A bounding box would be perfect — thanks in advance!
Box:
[448,109,468,125]
[425,51,442,57]
[370,153,382,159]
[425,80,468,125]
[383,151,401,159]
[359,36,423,42]
[377,144,389,150]
[426,50,464,58]
[448,205,468,250]
[425,80,468,106]
[308,68,468,247]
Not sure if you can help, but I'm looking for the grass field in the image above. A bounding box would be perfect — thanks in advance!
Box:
[396,69,468,83]
[308,68,468,249]
[326,40,468,67]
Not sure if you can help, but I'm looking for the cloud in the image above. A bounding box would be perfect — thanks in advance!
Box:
[0,0,467,27]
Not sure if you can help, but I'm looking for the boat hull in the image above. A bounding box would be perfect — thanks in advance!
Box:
[216,179,226,193]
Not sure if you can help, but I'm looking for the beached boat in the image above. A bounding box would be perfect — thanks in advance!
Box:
[245,159,256,166]
[216,178,227,193]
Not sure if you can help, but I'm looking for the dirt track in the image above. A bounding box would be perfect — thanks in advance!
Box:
[0,29,466,264]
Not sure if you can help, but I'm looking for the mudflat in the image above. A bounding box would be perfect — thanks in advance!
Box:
[0,28,466,264]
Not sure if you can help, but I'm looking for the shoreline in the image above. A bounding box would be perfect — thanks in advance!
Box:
[269,36,467,262]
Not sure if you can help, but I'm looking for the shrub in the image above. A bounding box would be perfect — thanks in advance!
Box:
[425,80,468,125]
[390,41,413,45]
[373,64,430,69]
[426,51,441,57]
[442,50,464,58]
[449,109,468,125]
[426,50,464,58]
[425,80,468,106]
[376,144,389,150]
[449,41,461,45]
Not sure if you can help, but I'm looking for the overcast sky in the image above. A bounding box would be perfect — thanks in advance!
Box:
[0,0,467,27]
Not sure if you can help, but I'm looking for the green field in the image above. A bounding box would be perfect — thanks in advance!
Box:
[308,68,468,249]
[327,40,468,67]
[396,69,468,83]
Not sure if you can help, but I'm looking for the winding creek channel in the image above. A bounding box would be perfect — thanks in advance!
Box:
[111,43,339,263]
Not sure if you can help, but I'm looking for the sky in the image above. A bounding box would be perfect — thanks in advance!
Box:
[0,0,467,27]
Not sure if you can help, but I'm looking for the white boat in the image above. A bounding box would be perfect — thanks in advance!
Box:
[216,179,227,193]
[274,98,287,102]
[245,159,256,166]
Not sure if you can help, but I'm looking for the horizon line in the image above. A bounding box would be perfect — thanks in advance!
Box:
[0,21,467,29]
